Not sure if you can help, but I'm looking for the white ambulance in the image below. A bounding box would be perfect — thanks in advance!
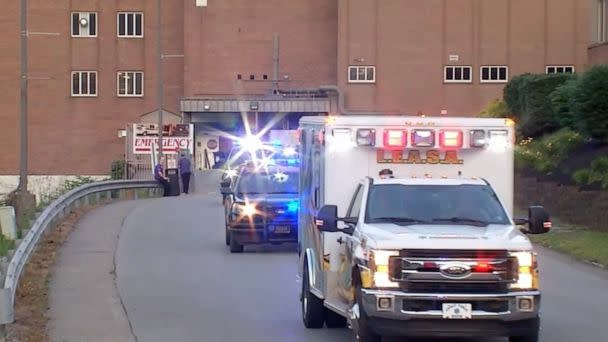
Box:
[297,115,551,342]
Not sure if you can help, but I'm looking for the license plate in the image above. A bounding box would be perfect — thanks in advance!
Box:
[274,225,291,234]
[442,303,472,319]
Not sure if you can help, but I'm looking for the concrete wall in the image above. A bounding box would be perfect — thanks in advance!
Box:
[0,175,108,204]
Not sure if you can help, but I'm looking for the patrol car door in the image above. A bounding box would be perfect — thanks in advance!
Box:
[335,181,366,307]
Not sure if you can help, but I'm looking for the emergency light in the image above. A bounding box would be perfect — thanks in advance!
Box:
[411,129,435,147]
[383,130,407,149]
[287,200,298,213]
[469,130,486,148]
[356,129,376,146]
[439,130,463,148]
[488,130,509,151]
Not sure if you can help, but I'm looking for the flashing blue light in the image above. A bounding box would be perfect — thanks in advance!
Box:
[287,201,299,212]
[287,159,297,165]
[272,140,283,146]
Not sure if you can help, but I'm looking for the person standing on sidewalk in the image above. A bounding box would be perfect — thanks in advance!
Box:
[179,152,192,194]
[155,156,170,197]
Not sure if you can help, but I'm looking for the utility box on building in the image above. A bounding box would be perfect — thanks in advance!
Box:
[0,206,17,240]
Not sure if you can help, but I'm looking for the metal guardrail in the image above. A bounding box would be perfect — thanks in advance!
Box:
[0,179,161,328]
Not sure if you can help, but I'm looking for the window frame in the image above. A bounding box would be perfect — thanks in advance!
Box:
[117,12,144,38]
[443,66,473,84]
[71,12,98,38]
[546,65,575,74]
[480,66,509,84]
[117,71,144,97]
[346,184,364,218]
[597,0,607,43]
[71,71,98,97]
[347,66,376,84]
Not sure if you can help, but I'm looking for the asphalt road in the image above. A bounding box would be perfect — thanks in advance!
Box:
[115,172,608,342]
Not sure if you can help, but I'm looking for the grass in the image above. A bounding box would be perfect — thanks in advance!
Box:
[0,235,16,256]
[530,230,608,267]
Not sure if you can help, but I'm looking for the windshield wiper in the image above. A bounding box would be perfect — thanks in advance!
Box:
[432,217,489,226]
[370,217,429,225]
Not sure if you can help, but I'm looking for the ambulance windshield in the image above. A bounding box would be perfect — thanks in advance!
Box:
[236,170,299,195]
[365,184,510,226]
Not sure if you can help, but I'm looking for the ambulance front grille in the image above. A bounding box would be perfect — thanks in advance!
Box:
[390,249,517,294]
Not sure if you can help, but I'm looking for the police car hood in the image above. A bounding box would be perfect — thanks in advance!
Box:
[235,193,297,203]
[359,223,532,251]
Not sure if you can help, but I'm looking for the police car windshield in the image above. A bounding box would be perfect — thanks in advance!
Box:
[365,184,510,226]
[236,171,298,195]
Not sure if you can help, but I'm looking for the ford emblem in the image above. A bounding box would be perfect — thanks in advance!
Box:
[439,263,472,279]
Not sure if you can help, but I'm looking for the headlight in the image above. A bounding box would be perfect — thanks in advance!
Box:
[282,147,297,156]
[233,203,257,217]
[225,169,237,178]
[369,250,399,288]
[509,251,538,290]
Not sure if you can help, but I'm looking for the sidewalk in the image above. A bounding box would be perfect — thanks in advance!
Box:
[48,201,140,342]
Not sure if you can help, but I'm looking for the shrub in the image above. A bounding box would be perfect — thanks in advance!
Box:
[549,78,579,130]
[111,160,126,180]
[572,156,608,190]
[572,169,592,185]
[572,65,608,141]
[503,74,530,118]
[479,99,510,118]
[514,128,584,173]
[504,73,575,138]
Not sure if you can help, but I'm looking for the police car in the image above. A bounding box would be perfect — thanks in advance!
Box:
[222,157,300,253]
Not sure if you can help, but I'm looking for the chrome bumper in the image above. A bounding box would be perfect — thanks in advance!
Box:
[361,289,540,321]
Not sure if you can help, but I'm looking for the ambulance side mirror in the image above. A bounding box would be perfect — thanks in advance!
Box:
[315,205,339,232]
[516,206,551,235]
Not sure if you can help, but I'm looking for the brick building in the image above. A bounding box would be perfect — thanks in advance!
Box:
[589,0,608,65]
[0,0,592,197]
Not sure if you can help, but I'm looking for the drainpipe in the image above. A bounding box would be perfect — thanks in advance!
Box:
[319,85,387,115]
[319,85,344,113]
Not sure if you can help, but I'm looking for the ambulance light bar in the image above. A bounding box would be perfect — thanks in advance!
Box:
[411,129,435,147]
[356,129,376,146]
[439,130,463,148]
[383,130,407,149]
[470,130,486,148]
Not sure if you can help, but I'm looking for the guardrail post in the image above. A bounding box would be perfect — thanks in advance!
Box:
[95,192,100,204]
[106,191,111,200]
[134,189,139,200]
[83,194,90,206]
[0,287,15,335]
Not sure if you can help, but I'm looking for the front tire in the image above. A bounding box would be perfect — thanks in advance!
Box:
[301,263,324,328]
[229,234,243,253]
[352,285,381,342]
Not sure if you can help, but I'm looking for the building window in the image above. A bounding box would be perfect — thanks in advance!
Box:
[597,0,607,42]
[117,71,144,97]
[546,66,575,74]
[348,66,375,83]
[117,12,144,38]
[444,66,472,83]
[71,12,97,37]
[71,71,97,97]
[480,66,508,83]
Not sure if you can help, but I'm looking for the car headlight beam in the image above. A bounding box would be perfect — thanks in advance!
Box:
[509,251,538,290]
[369,250,399,288]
